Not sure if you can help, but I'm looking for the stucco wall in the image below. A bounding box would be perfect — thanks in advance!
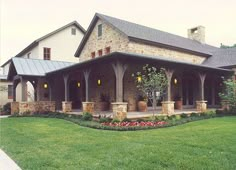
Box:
[0,81,13,107]
[79,19,129,62]
[22,46,39,59]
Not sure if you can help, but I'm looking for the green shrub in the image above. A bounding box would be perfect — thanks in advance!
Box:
[99,117,111,123]
[180,113,188,118]
[175,115,181,120]
[122,118,131,122]
[112,119,120,123]
[190,112,199,117]
[155,115,167,121]
[2,102,11,115]
[82,112,93,121]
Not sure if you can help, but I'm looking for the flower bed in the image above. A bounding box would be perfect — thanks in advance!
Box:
[101,121,167,127]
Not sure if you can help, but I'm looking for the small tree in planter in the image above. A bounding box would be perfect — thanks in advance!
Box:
[219,78,236,112]
[132,64,168,115]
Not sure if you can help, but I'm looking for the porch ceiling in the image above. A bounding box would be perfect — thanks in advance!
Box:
[47,52,233,76]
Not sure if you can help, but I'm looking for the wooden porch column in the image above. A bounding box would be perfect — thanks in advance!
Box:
[12,80,17,102]
[198,73,206,101]
[83,70,91,102]
[112,61,128,102]
[20,76,27,101]
[211,78,215,106]
[165,69,174,101]
[63,74,69,101]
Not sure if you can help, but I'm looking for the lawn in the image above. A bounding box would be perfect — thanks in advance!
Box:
[0,117,236,170]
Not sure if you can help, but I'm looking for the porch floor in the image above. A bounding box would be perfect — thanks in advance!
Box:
[61,107,215,119]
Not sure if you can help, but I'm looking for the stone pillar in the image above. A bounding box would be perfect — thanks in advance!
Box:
[82,102,94,114]
[161,101,175,115]
[196,101,207,112]
[11,102,19,115]
[83,70,91,102]
[111,102,128,121]
[112,61,128,102]
[62,101,72,112]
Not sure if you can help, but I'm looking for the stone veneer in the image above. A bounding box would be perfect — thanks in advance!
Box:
[11,102,19,115]
[14,101,56,114]
[82,102,95,114]
[62,101,72,112]
[161,101,175,115]
[196,101,207,112]
[111,102,128,121]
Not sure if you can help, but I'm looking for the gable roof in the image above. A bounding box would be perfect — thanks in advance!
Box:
[202,48,236,68]
[8,58,75,80]
[75,13,219,57]
[15,21,86,58]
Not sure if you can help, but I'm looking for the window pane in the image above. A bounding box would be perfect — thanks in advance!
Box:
[98,24,102,37]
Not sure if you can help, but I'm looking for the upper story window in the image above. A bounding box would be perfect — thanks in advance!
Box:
[8,85,13,99]
[27,52,31,58]
[71,28,76,35]
[98,49,103,56]
[43,48,51,60]
[105,47,111,55]
[91,52,95,59]
[98,24,102,37]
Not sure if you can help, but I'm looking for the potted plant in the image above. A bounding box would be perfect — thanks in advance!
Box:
[174,95,182,110]
[137,95,147,112]
[97,93,110,111]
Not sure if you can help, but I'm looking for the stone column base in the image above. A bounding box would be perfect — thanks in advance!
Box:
[221,100,230,110]
[196,101,207,112]
[111,102,128,121]
[161,101,175,115]
[62,101,72,113]
[11,102,19,115]
[82,102,94,114]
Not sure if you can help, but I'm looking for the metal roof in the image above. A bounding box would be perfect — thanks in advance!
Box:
[75,13,219,57]
[11,58,75,77]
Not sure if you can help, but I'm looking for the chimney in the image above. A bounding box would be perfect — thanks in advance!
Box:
[188,26,205,44]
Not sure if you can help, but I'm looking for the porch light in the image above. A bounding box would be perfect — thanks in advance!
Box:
[77,82,81,88]
[43,83,48,89]
[174,78,178,85]
[137,76,142,82]
[97,79,101,86]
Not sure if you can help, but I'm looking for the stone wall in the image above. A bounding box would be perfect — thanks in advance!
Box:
[80,19,129,62]
[18,101,56,114]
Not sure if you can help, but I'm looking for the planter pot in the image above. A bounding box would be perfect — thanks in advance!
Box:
[137,101,147,112]
[97,102,109,111]
[175,100,183,110]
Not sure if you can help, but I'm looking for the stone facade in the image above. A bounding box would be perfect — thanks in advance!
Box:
[62,101,72,112]
[82,102,94,114]
[196,101,207,112]
[111,102,128,121]
[13,101,56,114]
[161,101,175,115]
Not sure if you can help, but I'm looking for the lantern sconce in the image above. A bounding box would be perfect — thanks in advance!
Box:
[97,79,101,86]
[43,82,48,89]
[174,78,178,85]
[137,76,142,83]
[77,82,81,88]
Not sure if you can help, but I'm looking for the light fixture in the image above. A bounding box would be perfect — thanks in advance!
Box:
[174,78,178,85]
[77,82,81,88]
[97,79,101,86]
[43,82,48,89]
[137,76,142,82]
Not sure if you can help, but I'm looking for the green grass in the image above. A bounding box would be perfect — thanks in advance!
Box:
[1,117,236,170]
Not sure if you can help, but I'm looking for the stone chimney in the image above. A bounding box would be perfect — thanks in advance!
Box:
[188,26,205,44]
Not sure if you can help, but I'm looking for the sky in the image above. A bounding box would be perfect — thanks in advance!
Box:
[1,0,236,64]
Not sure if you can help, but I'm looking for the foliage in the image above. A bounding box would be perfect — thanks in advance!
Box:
[2,102,11,115]
[132,64,168,113]
[219,79,236,111]
[82,112,93,121]
[99,117,112,123]
[220,43,236,49]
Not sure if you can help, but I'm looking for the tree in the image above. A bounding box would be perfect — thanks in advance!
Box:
[132,64,168,115]
[219,78,236,111]
[220,43,236,49]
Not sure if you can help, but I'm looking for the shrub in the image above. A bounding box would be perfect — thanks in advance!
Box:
[112,119,120,123]
[175,115,181,120]
[99,117,111,123]
[122,118,131,122]
[155,115,167,121]
[180,113,188,118]
[82,112,93,121]
[2,102,11,115]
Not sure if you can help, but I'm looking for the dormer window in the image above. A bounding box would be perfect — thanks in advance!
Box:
[98,24,102,37]
[43,48,51,60]
[71,28,76,35]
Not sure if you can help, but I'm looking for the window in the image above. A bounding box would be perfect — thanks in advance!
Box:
[27,52,31,58]
[91,52,95,59]
[8,85,13,99]
[98,49,103,56]
[98,24,102,37]
[71,28,76,35]
[43,48,51,60]
[105,47,110,54]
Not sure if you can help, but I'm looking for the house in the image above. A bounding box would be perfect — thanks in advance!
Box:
[0,21,85,108]
[7,13,236,115]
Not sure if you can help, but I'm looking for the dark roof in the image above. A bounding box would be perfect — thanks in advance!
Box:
[75,13,219,57]
[49,52,232,76]
[15,21,86,58]
[202,48,236,68]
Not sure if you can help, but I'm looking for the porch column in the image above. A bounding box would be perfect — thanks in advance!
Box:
[62,74,72,112]
[82,69,94,114]
[20,76,27,101]
[162,68,175,115]
[12,79,17,102]
[111,61,128,120]
[112,61,128,102]
[211,78,215,106]
[196,72,207,112]
[31,79,38,101]
[186,80,189,105]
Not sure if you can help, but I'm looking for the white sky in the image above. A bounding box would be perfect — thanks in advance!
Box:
[1,0,236,64]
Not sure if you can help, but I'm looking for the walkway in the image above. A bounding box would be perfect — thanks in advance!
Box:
[0,149,21,170]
